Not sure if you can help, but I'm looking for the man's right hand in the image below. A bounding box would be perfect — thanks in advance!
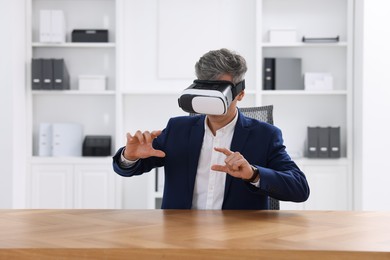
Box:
[123,130,166,161]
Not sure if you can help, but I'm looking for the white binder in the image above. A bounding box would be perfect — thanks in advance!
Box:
[39,10,51,42]
[51,10,66,43]
[38,123,52,156]
[52,123,83,157]
[39,10,66,43]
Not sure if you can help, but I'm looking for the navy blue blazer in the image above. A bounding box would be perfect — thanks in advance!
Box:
[113,111,310,209]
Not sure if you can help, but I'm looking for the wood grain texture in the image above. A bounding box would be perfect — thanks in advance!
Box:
[0,210,390,259]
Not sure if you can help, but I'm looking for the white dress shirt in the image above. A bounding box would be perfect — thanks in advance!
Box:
[191,113,238,209]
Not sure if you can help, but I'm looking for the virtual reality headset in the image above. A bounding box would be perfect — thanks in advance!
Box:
[178,80,245,115]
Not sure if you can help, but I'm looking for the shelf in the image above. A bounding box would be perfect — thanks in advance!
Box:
[32,42,116,48]
[261,90,348,95]
[32,90,116,96]
[262,42,348,48]
[30,156,112,164]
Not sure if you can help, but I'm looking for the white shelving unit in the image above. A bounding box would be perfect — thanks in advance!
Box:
[25,0,122,209]
[258,0,354,210]
[24,0,355,210]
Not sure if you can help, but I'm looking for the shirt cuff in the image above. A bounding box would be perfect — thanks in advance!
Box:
[250,178,260,188]
[119,148,138,168]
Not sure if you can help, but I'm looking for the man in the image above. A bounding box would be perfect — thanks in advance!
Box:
[113,48,310,209]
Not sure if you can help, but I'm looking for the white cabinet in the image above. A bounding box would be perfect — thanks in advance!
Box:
[29,158,121,209]
[280,159,351,210]
[30,164,73,209]
[74,165,117,209]
[303,164,349,210]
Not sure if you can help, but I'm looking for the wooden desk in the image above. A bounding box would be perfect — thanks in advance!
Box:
[0,210,389,259]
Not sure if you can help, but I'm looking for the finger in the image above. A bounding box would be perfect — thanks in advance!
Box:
[126,132,139,145]
[211,164,229,173]
[143,131,152,143]
[214,147,233,156]
[151,149,166,158]
[224,151,242,166]
[134,130,145,144]
[126,132,133,143]
[151,130,162,139]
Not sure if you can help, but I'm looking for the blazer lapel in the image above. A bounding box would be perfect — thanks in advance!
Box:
[224,112,250,202]
[188,115,205,207]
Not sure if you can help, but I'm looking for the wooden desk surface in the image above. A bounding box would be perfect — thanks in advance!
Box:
[0,210,390,259]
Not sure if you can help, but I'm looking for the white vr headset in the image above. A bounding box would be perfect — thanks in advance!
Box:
[178,80,245,115]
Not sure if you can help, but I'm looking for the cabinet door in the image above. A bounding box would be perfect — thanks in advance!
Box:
[74,164,117,209]
[280,201,305,210]
[303,165,349,210]
[30,164,73,209]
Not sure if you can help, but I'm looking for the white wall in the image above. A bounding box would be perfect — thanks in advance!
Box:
[359,0,390,210]
[0,2,13,207]
[0,0,26,208]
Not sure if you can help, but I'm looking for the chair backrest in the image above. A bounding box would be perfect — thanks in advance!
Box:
[237,106,279,210]
[190,105,280,210]
[238,105,274,125]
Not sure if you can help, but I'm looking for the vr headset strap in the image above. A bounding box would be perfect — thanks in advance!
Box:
[193,79,246,99]
[231,80,245,98]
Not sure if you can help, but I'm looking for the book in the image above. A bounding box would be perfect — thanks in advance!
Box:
[263,58,275,90]
[274,58,303,90]
[307,127,319,158]
[31,59,43,90]
[329,127,341,158]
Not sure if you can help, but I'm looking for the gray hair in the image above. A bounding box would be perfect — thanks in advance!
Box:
[195,48,247,84]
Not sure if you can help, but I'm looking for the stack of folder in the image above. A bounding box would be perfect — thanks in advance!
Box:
[307,126,341,158]
[39,10,66,43]
[31,58,70,90]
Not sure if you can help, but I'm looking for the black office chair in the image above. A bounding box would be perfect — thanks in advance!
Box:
[190,105,280,210]
[237,106,279,210]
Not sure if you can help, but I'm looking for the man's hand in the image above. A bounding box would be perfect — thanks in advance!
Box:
[123,130,166,161]
[211,147,254,180]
